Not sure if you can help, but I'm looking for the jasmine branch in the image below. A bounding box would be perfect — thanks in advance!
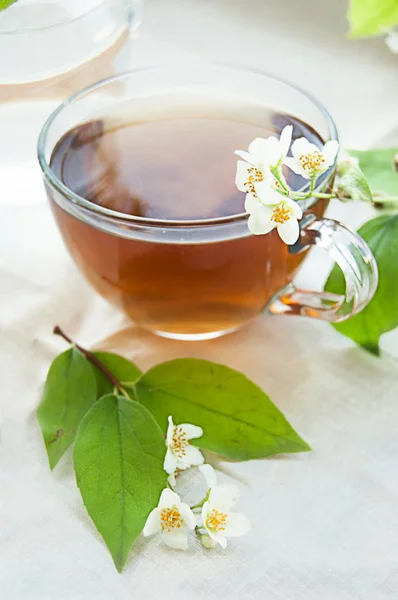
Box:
[53,325,130,398]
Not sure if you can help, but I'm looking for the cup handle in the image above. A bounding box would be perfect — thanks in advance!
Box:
[266,216,378,322]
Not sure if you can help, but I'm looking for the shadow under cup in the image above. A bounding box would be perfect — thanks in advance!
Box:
[38,66,377,340]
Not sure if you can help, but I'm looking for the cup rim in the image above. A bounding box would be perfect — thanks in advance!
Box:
[0,0,118,35]
[38,63,339,228]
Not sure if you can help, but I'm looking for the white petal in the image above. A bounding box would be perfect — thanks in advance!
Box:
[277,218,300,245]
[224,512,251,537]
[244,193,260,213]
[163,447,178,475]
[179,503,197,530]
[180,423,203,440]
[201,501,211,524]
[285,197,303,219]
[255,181,285,205]
[199,464,218,489]
[158,488,181,509]
[322,140,339,167]
[167,472,176,488]
[179,444,204,467]
[207,530,228,549]
[209,484,240,510]
[143,507,162,536]
[162,529,188,550]
[248,208,275,236]
[235,160,251,192]
[291,137,318,160]
[166,416,174,446]
[248,138,269,165]
[279,125,293,157]
[283,156,308,178]
[234,149,253,164]
[262,136,281,167]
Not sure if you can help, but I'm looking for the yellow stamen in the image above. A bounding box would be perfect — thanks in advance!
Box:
[271,204,292,224]
[299,151,325,172]
[244,167,264,197]
[206,509,228,532]
[160,507,183,531]
[174,468,183,480]
[171,426,188,459]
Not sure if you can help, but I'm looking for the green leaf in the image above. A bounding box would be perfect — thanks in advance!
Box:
[74,395,167,572]
[348,0,398,38]
[0,0,18,11]
[37,348,97,469]
[91,352,142,399]
[349,148,398,198]
[135,359,310,460]
[325,215,398,354]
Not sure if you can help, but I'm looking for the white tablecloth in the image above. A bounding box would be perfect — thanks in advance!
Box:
[2,1,398,598]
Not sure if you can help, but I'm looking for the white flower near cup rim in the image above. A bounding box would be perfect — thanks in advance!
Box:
[143,488,196,550]
[235,125,339,244]
[284,138,339,180]
[245,188,303,244]
[235,125,293,197]
[164,416,204,479]
[199,465,251,549]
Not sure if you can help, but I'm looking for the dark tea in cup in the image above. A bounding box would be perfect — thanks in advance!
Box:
[49,110,327,337]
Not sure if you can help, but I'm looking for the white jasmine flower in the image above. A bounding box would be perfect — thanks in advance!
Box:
[386,30,398,54]
[235,126,293,197]
[164,416,204,477]
[284,138,339,179]
[235,159,285,193]
[199,465,250,549]
[143,488,196,550]
[245,188,303,244]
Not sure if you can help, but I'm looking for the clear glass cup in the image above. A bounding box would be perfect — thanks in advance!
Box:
[38,65,378,340]
[0,0,142,85]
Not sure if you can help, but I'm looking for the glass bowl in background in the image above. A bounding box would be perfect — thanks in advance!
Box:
[0,0,142,85]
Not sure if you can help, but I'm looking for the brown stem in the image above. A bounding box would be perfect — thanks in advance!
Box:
[53,325,127,396]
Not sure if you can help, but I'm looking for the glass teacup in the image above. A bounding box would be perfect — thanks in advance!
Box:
[38,65,378,340]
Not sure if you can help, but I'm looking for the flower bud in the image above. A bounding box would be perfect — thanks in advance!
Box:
[336,154,372,203]
[200,534,217,549]
[336,155,360,178]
